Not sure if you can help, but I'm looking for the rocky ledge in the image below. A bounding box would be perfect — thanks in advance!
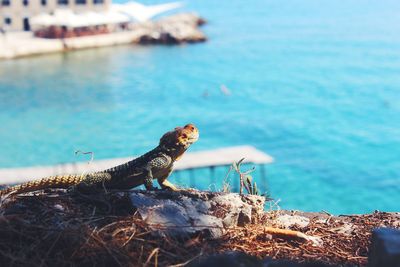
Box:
[137,13,207,44]
[0,189,399,266]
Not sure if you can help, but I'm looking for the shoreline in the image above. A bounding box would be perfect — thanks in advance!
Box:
[0,13,206,60]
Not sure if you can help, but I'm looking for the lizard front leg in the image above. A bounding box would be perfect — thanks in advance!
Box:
[143,155,172,191]
[157,168,178,191]
[158,179,178,191]
[142,167,157,191]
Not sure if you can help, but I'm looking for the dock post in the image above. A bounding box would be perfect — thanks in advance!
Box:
[260,164,267,192]
[189,169,195,188]
[174,170,181,182]
[210,166,215,189]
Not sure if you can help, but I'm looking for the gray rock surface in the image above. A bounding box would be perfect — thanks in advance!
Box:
[275,214,310,229]
[188,251,334,267]
[129,190,265,239]
[369,228,400,267]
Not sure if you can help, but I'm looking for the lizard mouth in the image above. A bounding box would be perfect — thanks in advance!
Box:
[187,131,199,143]
[187,136,199,144]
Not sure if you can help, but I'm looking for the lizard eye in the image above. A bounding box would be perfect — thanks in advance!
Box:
[181,133,188,139]
[185,124,195,130]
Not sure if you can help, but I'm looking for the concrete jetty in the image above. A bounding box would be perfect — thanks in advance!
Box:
[0,13,206,60]
[0,146,273,185]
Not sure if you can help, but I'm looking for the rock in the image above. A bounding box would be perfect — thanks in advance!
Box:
[275,214,310,229]
[237,206,252,227]
[188,251,261,267]
[188,251,335,267]
[211,193,264,227]
[263,258,334,267]
[369,228,400,267]
[137,13,207,44]
[129,190,265,239]
[332,223,354,235]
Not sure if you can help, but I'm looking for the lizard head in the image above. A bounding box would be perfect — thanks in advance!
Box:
[160,123,199,149]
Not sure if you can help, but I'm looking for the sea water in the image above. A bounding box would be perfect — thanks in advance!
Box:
[0,0,399,214]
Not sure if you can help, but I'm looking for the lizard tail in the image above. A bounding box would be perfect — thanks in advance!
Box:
[0,174,85,197]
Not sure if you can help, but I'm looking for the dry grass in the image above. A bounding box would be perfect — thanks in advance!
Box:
[0,190,398,266]
[219,211,400,266]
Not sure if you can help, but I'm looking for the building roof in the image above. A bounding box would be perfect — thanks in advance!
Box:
[31,1,183,28]
[112,1,182,22]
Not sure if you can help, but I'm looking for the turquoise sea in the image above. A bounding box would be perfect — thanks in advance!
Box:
[0,0,399,214]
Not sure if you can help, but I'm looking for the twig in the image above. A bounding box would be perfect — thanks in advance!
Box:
[264,227,323,247]
[169,253,202,267]
[144,248,159,267]
[122,230,137,247]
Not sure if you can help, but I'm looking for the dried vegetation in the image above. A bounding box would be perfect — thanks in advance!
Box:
[0,190,399,266]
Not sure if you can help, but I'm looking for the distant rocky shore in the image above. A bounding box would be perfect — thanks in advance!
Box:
[0,13,206,60]
[138,13,207,44]
[0,189,399,266]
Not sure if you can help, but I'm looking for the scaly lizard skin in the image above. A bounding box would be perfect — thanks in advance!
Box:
[0,124,199,196]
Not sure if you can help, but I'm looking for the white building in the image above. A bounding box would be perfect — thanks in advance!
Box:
[0,0,181,32]
[1,0,110,31]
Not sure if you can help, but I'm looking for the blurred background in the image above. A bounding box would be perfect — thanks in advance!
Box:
[0,0,399,214]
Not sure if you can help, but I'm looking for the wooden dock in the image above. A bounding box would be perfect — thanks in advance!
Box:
[0,145,273,185]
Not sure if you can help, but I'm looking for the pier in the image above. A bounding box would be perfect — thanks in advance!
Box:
[0,13,206,60]
[0,145,273,185]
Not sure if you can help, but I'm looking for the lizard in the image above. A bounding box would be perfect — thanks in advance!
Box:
[0,124,199,197]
